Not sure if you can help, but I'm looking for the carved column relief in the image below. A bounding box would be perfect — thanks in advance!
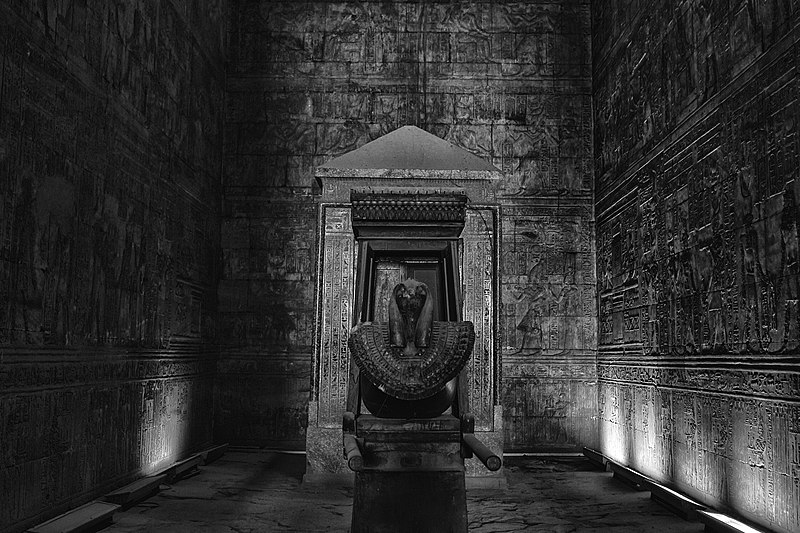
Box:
[461,209,496,431]
[315,207,356,428]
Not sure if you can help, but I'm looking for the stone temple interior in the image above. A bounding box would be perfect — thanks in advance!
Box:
[1,1,799,532]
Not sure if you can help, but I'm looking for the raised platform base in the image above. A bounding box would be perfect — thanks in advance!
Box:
[103,475,166,508]
[163,455,203,482]
[608,461,651,491]
[649,483,705,520]
[351,415,467,533]
[582,447,607,469]
[26,501,120,533]
[201,443,229,465]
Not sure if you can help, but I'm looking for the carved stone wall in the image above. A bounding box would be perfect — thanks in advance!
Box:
[0,1,224,531]
[216,201,316,449]
[224,0,596,452]
[502,205,597,451]
[594,2,800,531]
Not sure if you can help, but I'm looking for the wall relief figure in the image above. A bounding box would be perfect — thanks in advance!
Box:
[640,262,660,354]
[780,186,799,350]
[511,282,546,354]
[703,241,729,352]
[740,216,765,353]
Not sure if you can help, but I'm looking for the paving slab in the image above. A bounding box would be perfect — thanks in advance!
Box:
[103,452,705,533]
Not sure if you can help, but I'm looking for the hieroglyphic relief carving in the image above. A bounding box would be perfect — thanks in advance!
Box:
[599,378,800,533]
[0,8,222,528]
[598,97,800,354]
[315,207,356,428]
[372,263,405,323]
[461,209,496,431]
[0,352,215,527]
[595,1,800,530]
[503,356,598,452]
[598,364,800,403]
[501,208,595,357]
[320,177,495,204]
[0,0,222,349]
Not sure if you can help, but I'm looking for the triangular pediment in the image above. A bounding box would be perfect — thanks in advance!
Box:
[318,126,498,172]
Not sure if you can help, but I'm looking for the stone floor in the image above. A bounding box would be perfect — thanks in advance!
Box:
[103,451,705,532]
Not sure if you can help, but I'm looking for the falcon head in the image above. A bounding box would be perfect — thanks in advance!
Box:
[388,279,433,356]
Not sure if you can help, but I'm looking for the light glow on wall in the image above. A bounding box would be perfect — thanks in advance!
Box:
[139,379,203,475]
[598,384,630,466]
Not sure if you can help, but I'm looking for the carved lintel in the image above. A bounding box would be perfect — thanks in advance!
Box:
[351,191,468,223]
[350,191,469,238]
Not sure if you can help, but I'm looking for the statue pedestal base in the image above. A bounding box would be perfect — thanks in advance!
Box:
[350,415,467,533]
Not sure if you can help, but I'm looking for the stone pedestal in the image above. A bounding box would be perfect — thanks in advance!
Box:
[350,416,467,533]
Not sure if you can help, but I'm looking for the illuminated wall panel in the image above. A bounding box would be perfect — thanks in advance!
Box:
[593,2,800,531]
